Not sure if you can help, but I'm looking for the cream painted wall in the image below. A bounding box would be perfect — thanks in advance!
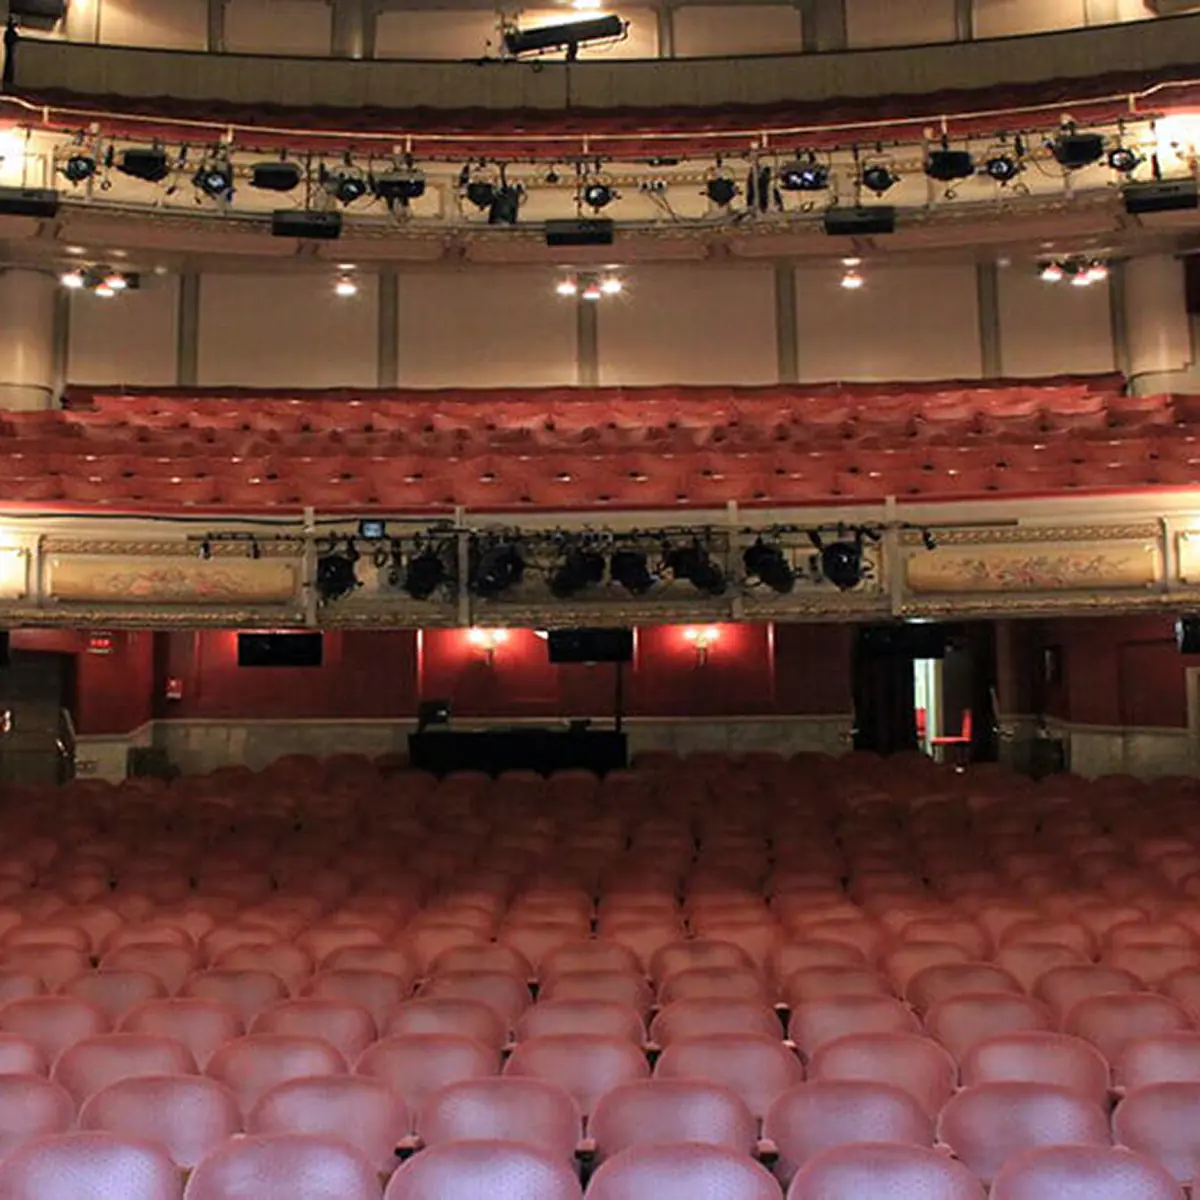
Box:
[997,266,1115,378]
[597,264,778,386]
[67,275,180,386]
[973,0,1085,37]
[674,5,804,56]
[846,0,956,46]
[796,263,982,382]
[374,10,498,58]
[396,268,578,387]
[197,273,379,387]
[98,0,208,48]
[224,0,332,55]
[1126,255,1192,379]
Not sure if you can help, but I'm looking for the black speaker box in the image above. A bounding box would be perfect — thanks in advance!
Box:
[271,210,342,240]
[824,206,896,237]
[547,627,633,664]
[1177,616,1200,654]
[0,187,59,219]
[1124,179,1199,215]
[545,219,614,247]
[0,632,8,668]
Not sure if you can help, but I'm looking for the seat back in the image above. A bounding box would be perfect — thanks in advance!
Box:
[185,1133,380,1200]
[384,1139,582,1199]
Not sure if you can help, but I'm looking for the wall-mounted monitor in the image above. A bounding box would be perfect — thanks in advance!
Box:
[237,632,323,668]
[547,628,634,664]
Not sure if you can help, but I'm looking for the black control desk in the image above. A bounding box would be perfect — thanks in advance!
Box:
[408,728,627,777]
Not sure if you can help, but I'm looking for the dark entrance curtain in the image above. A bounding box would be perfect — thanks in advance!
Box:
[851,628,918,755]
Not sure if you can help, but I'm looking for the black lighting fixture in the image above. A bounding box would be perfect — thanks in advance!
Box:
[809,528,868,592]
[582,179,616,211]
[610,548,655,595]
[470,538,525,598]
[1050,124,1105,170]
[487,183,522,226]
[1107,145,1143,174]
[860,163,899,196]
[925,139,974,184]
[462,164,497,211]
[315,538,361,603]
[198,537,213,562]
[664,541,726,596]
[193,158,234,201]
[779,153,829,192]
[251,159,303,193]
[503,13,625,59]
[118,146,170,184]
[402,539,452,600]
[704,173,739,208]
[921,528,938,551]
[984,153,1020,184]
[743,538,794,594]
[373,164,426,209]
[61,151,97,185]
[549,545,606,598]
[321,155,369,206]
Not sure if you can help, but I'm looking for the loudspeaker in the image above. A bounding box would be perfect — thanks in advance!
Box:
[0,632,8,669]
[271,210,342,240]
[824,206,896,237]
[0,187,59,219]
[1177,616,1200,654]
[1124,179,1199,215]
[545,219,614,247]
[547,627,633,664]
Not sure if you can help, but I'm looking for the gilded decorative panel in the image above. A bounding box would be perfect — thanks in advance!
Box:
[46,556,300,605]
[0,548,28,600]
[1176,532,1200,585]
[905,539,1161,595]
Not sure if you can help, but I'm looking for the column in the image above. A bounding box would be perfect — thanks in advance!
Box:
[0,268,58,410]
[976,262,1001,377]
[576,297,598,386]
[774,264,798,383]
[953,0,973,40]
[1084,0,1120,23]
[1123,254,1194,393]
[206,0,226,51]
[800,0,846,52]
[176,272,200,387]
[62,0,101,42]
[332,0,367,58]
[655,5,675,57]
[377,269,398,387]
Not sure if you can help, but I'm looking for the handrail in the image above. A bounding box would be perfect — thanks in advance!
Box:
[6,14,1200,154]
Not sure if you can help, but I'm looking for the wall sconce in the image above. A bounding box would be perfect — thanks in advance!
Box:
[683,625,720,665]
[467,627,509,665]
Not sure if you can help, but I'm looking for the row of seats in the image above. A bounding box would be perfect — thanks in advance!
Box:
[0,749,1197,1195]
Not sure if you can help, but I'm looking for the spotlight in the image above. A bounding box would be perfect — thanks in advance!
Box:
[403,543,450,600]
[599,276,623,295]
[118,147,170,183]
[315,539,360,603]
[250,160,302,192]
[810,529,865,591]
[921,529,938,551]
[61,153,96,185]
[334,275,358,297]
[322,161,369,205]
[840,268,864,290]
[102,272,128,292]
[610,548,654,595]
[1107,146,1142,174]
[743,538,794,593]
[583,181,615,210]
[503,13,625,58]
[704,175,739,207]
[464,178,497,210]
[779,155,828,192]
[59,269,85,290]
[1039,261,1064,283]
[549,546,605,598]
[1050,128,1105,169]
[861,164,898,195]
[1086,261,1109,283]
[925,146,974,183]
[664,542,726,596]
[555,278,579,297]
[373,167,426,207]
[470,540,525,598]
[487,185,522,226]
[984,154,1020,184]
[193,162,233,200]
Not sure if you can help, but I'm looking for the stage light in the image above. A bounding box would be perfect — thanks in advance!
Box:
[193,161,233,200]
[487,185,522,226]
[582,281,602,301]
[403,544,449,600]
[373,167,426,207]
[555,278,579,297]
[1107,145,1142,174]
[118,147,170,183]
[1070,270,1093,288]
[470,540,525,598]
[251,160,302,192]
[322,160,369,206]
[583,180,615,210]
[925,146,974,183]
[503,13,624,57]
[316,539,360,603]
[1086,261,1109,283]
[102,272,127,291]
[743,538,794,593]
[861,163,898,195]
[334,275,358,297]
[464,178,496,210]
[61,153,96,185]
[810,530,865,591]
[840,267,864,290]
[664,542,726,596]
[1050,128,1104,169]
[59,269,85,289]
[93,282,116,298]
[549,546,605,598]
[610,548,654,595]
[599,276,623,295]
[780,155,828,192]
[704,175,738,207]
[984,154,1020,184]
[1039,261,1064,283]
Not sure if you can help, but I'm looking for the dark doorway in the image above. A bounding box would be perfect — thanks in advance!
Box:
[0,650,74,784]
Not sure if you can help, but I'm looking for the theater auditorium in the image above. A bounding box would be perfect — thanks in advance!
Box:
[0,0,1199,1195]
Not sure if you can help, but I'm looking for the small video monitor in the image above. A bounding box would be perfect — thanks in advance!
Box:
[417,699,452,731]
